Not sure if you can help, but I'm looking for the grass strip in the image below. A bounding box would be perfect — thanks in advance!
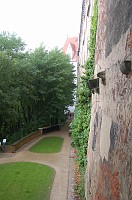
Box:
[0,162,55,200]
[29,136,64,153]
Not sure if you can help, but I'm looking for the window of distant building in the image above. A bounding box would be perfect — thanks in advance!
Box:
[66,44,72,60]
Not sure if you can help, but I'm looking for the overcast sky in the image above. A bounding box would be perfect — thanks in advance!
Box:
[0,0,82,50]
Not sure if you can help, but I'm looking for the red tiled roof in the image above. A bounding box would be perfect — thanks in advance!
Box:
[62,37,78,62]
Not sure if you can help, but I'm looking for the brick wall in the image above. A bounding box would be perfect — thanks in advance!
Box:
[85,0,132,199]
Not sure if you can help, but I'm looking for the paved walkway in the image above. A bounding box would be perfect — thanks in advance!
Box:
[0,120,75,200]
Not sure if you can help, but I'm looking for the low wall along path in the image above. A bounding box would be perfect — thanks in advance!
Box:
[0,119,77,200]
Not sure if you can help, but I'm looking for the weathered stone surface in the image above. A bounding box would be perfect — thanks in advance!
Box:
[92,107,102,151]
[105,0,132,57]
[85,0,132,200]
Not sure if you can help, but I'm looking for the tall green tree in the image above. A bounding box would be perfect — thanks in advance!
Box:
[0,32,26,140]
[0,33,75,143]
[30,47,75,125]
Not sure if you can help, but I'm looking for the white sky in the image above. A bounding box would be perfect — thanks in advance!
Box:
[0,0,82,50]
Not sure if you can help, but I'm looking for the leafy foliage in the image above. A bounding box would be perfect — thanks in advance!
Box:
[70,0,98,198]
[0,33,75,144]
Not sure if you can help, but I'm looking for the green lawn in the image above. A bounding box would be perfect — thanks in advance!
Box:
[29,136,64,153]
[0,162,55,200]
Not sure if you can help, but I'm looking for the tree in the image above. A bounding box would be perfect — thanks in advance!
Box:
[30,47,75,125]
[0,32,26,140]
[0,33,75,144]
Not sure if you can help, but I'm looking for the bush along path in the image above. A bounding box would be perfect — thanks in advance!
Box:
[0,119,81,200]
[67,146,82,200]
[70,0,98,198]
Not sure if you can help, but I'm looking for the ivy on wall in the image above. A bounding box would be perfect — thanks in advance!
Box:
[70,0,98,198]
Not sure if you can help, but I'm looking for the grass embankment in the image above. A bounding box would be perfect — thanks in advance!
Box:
[0,162,55,200]
[29,136,64,153]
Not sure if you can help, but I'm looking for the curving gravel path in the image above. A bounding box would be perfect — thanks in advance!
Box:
[0,120,77,200]
[67,146,75,199]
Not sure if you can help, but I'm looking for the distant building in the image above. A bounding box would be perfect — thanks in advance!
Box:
[62,36,78,60]
[62,36,78,113]
[78,0,94,84]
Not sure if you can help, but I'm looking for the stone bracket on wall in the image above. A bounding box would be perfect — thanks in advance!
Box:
[97,70,106,85]
[87,78,99,94]
[120,60,132,75]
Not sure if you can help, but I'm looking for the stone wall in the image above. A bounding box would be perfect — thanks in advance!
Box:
[85,0,132,200]
[2,130,42,153]
[1,124,61,153]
